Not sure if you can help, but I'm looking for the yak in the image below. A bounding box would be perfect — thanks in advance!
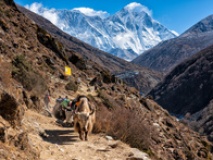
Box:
[73,95,96,141]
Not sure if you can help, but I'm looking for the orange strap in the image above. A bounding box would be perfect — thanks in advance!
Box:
[75,101,80,107]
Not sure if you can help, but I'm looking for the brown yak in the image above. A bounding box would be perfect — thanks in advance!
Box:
[73,95,96,141]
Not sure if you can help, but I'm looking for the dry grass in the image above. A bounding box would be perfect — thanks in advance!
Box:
[94,102,153,153]
[93,103,112,134]
[97,90,115,110]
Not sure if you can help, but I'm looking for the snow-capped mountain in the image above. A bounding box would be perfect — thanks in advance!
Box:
[26,2,177,61]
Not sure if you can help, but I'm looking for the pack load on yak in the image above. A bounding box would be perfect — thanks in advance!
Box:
[52,95,84,126]
[61,96,72,111]
[52,96,69,123]
[52,95,94,127]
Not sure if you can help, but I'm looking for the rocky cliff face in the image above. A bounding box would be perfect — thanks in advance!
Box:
[0,0,212,159]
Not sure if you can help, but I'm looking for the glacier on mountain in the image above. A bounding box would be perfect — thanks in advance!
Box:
[26,2,177,61]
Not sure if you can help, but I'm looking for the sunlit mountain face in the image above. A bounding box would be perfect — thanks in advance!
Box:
[25,2,177,61]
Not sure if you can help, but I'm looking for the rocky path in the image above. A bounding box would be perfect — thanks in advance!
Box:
[22,110,150,160]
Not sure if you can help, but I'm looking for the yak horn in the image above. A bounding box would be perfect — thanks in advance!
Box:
[89,109,95,115]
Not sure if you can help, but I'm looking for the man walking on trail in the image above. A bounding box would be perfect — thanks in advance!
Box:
[44,90,51,110]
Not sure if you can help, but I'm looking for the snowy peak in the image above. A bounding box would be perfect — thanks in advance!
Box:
[71,7,109,19]
[25,2,177,61]
[124,2,152,16]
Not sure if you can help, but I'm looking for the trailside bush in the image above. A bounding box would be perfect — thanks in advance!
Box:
[12,55,47,94]
[65,80,78,92]
[93,99,153,153]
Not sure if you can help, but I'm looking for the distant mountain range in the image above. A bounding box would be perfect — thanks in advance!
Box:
[25,2,177,61]
[132,15,213,73]
[17,5,163,95]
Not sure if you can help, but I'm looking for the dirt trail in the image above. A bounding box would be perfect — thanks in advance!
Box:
[20,79,150,160]
[22,110,150,160]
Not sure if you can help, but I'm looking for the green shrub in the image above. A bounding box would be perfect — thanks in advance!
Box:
[12,55,47,93]
[0,92,21,127]
[65,80,78,92]
[100,70,112,84]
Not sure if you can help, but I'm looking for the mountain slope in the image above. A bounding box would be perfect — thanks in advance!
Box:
[186,100,213,142]
[24,2,176,61]
[17,4,163,94]
[181,15,213,37]
[0,1,213,159]
[132,15,213,73]
[148,44,213,115]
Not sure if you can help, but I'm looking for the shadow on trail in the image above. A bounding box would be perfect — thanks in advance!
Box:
[42,129,78,145]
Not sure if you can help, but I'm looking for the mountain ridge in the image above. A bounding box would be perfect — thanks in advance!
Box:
[181,14,213,37]
[132,14,213,73]
[24,2,176,61]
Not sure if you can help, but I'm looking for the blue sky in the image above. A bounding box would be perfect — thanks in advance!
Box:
[14,0,213,34]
